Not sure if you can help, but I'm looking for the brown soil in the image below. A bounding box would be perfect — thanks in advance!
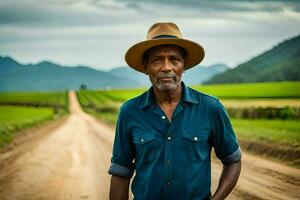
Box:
[220,98,300,108]
[239,139,300,167]
[0,91,299,199]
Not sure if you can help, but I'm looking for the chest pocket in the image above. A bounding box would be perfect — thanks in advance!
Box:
[133,131,155,144]
[182,130,210,161]
[132,131,156,163]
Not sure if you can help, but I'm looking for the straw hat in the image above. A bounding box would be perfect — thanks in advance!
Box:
[125,22,205,73]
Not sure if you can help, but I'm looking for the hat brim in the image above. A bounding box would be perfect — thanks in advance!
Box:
[125,38,205,73]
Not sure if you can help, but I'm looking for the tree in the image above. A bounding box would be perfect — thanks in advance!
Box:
[80,84,87,90]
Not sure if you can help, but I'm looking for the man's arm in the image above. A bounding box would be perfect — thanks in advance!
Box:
[211,160,242,200]
[109,175,130,200]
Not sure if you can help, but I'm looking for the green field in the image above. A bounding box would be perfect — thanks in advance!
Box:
[193,81,300,99]
[0,91,69,148]
[232,119,300,148]
[0,106,54,147]
[0,91,68,107]
[81,81,300,100]
[98,89,146,102]
[77,90,121,124]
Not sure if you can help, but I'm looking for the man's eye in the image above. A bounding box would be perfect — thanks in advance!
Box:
[152,58,160,63]
[172,57,181,62]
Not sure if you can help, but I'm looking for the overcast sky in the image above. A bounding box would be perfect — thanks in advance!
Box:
[0,0,300,70]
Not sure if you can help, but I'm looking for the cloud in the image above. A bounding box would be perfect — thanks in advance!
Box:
[1,0,299,28]
[0,0,140,28]
[119,0,300,13]
[0,0,299,69]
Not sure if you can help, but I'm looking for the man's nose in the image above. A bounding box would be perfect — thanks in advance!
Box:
[161,58,172,72]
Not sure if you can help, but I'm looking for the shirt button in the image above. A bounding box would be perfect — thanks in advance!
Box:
[167,182,171,185]
[162,115,166,119]
[194,136,198,141]
[167,136,171,141]
[167,160,171,164]
[141,138,144,143]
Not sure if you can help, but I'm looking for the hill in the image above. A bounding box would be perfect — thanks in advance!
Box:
[0,57,139,92]
[205,34,300,84]
[0,56,229,92]
[183,63,228,85]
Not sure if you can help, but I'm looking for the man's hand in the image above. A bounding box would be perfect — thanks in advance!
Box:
[109,175,130,200]
[211,160,242,200]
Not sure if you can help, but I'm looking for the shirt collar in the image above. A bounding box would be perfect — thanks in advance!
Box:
[139,81,198,109]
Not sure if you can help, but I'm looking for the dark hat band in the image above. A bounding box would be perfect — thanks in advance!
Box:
[152,35,178,39]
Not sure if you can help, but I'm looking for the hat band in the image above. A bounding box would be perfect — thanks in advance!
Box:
[152,35,178,39]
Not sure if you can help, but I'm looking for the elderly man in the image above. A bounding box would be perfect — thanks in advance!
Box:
[108,22,242,200]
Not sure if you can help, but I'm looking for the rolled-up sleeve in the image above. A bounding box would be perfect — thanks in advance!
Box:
[108,105,135,178]
[212,100,242,165]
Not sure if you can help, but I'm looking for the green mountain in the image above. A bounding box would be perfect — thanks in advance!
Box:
[205,34,300,84]
[0,56,229,92]
[0,57,140,92]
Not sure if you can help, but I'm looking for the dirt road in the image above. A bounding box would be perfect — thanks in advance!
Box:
[0,91,299,200]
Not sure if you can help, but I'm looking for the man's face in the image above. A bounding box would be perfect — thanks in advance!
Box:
[145,45,185,92]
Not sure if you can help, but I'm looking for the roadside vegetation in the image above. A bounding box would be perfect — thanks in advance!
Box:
[0,91,68,148]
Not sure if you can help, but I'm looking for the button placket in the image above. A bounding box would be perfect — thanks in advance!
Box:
[164,126,173,196]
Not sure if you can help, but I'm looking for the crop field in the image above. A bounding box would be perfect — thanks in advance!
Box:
[232,119,300,148]
[0,106,54,147]
[81,81,300,101]
[0,91,68,147]
[0,91,68,107]
[192,81,300,99]
[77,90,121,123]
[77,90,116,107]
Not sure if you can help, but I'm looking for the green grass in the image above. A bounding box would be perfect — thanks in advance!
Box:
[0,91,68,107]
[232,119,300,148]
[0,106,54,147]
[192,81,300,99]
[86,110,119,125]
[77,90,115,107]
[77,90,121,124]
[99,89,146,102]
[85,81,300,101]
[0,91,69,147]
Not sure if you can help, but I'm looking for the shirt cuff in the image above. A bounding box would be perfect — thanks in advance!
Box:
[108,163,134,178]
[221,147,242,165]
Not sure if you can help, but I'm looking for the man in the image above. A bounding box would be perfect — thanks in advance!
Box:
[108,22,242,200]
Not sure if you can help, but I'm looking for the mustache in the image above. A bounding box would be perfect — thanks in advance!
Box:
[156,72,177,80]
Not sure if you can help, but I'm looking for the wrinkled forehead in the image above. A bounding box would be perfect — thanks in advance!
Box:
[144,45,185,58]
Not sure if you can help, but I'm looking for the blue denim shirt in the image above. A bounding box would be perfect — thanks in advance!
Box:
[108,82,241,200]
